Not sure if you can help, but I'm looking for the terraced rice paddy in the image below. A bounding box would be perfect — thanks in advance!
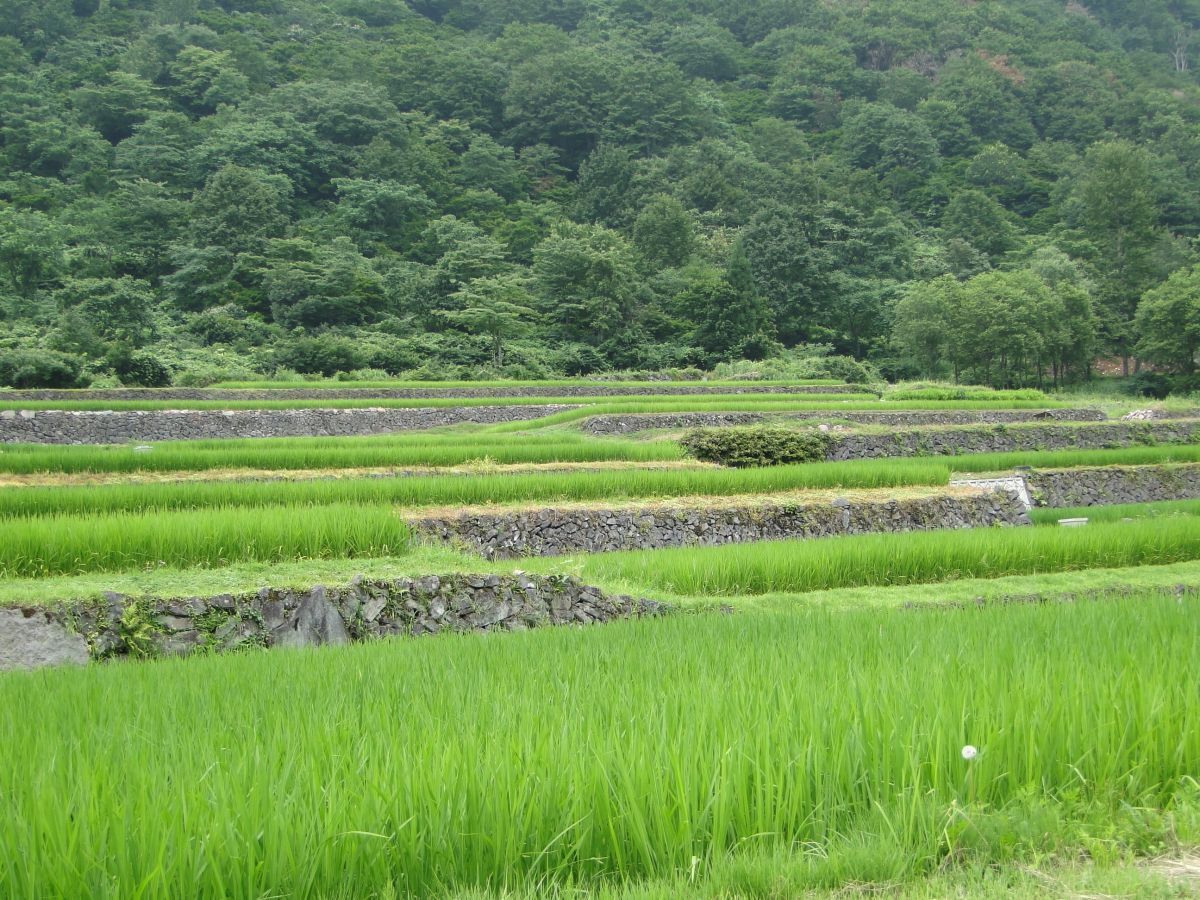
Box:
[0,504,410,577]
[481,397,1077,430]
[1030,497,1200,524]
[0,432,685,474]
[2,597,1197,898]
[572,518,1200,595]
[0,461,951,517]
[0,392,880,411]
[0,380,1197,898]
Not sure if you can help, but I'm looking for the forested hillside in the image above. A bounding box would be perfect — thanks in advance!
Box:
[2,0,1199,388]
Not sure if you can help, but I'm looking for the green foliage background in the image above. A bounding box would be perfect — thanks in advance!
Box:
[1,0,1199,386]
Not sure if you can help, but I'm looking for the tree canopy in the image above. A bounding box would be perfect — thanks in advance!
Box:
[0,0,1198,386]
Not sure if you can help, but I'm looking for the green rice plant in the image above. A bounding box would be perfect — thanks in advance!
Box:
[576,518,1200,595]
[0,597,1196,897]
[0,432,683,474]
[0,460,951,517]
[886,386,1048,401]
[0,504,409,577]
[943,444,1200,472]
[0,393,874,412]
[5,439,1197,485]
[1031,498,1200,525]
[483,399,1078,431]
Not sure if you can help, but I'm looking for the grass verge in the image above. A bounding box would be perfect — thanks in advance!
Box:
[725,559,1200,612]
[0,551,480,606]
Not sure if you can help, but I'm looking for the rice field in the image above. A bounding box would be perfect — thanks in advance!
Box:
[573,518,1200,595]
[884,386,1048,401]
[0,597,1195,897]
[482,397,1077,430]
[0,432,684,474]
[1030,497,1200,524]
[0,460,951,517]
[941,443,1200,472]
[0,504,410,577]
[2,434,1198,479]
[1,380,1198,898]
[0,392,878,412]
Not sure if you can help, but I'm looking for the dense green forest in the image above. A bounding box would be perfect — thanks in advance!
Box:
[2,0,1199,388]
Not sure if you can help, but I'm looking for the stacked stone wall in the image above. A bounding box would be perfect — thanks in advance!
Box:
[584,408,1106,435]
[414,490,1030,558]
[1025,464,1200,507]
[824,421,1200,461]
[0,575,669,671]
[0,405,578,444]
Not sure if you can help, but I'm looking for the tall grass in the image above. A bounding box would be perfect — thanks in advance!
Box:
[0,460,951,517]
[0,432,683,474]
[0,504,410,577]
[578,518,1200,594]
[0,598,1195,897]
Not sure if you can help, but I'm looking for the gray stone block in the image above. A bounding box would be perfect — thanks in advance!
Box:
[270,587,351,649]
[0,608,89,671]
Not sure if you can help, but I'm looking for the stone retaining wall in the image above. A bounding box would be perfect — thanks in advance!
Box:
[0,384,867,402]
[0,575,669,671]
[414,490,1030,558]
[1025,464,1200,507]
[583,408,1106,435]
[0,405,578,444]
[825,420,1200,461]
[1123,408,1200,420]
